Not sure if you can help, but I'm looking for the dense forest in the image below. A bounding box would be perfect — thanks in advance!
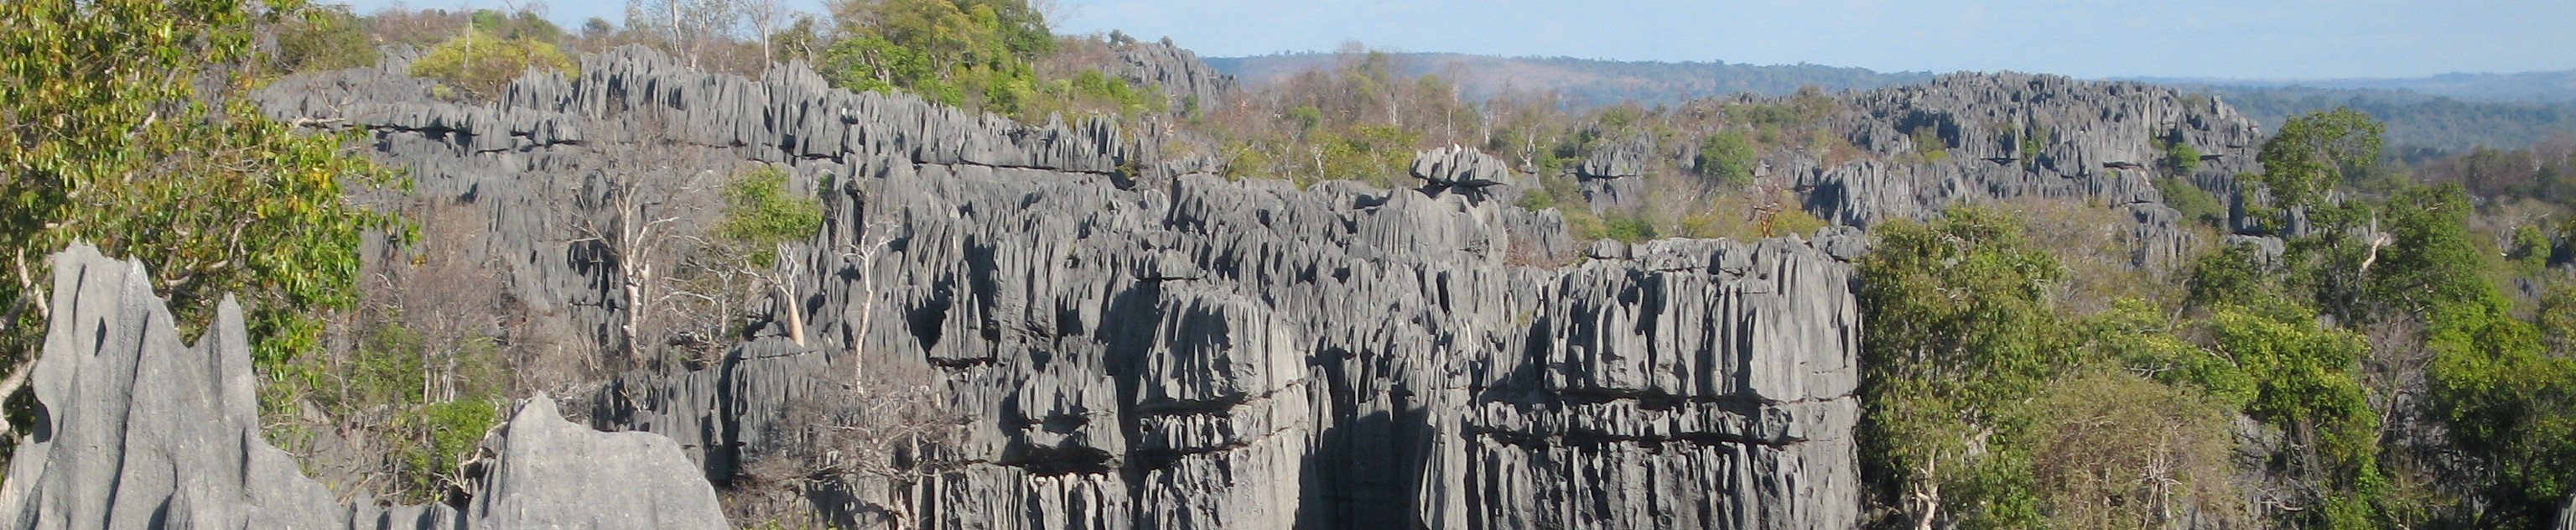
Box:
[3,0,2573,528]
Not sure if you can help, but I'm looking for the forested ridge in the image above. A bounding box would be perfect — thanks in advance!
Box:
[3,1,2573,529]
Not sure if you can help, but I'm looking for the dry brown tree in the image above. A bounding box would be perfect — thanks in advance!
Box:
[571,112,721,369]
[735,348,963,530]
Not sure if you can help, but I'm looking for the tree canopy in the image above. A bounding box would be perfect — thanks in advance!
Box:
[822,0,1053,113]
[1,0,399,421]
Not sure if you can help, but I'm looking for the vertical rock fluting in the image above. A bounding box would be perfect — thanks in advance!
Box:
[0,245,729,529]
[258,47,1865,528]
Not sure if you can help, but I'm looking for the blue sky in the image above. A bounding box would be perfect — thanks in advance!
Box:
[351,0,2573,80]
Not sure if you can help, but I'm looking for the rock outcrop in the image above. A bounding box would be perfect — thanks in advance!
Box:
[1577,135,1656,211]
[1564,72,2269,268]
[1788,72,2264,227]
[0,244,727,529]
[1409,145,1523,200]
[256,46,1867,529]
[1100,34,1237,115]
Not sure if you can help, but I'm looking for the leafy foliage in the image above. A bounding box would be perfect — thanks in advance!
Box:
[2163,138,2203,175]
[273,4,379,73]
[2252,107,2384,219]
[0,0,402,432]
[408,30,579,100]
[1857,207,2068,530]
[1911,125,1948,162]
[322,318,507,503]
[719,165,825,268]
[2210,305,2378,476]
[822,0,1052,114]
[2085,299,2256,409]
[1602,215,1657,243]
[1696,130,1757,187]
[2154,177,2227,229]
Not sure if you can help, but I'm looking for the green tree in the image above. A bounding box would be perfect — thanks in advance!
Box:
[1,0,400,436]
[1911,125,1948,163]
[2366,184,2487,314]
[2163,138,2202,175]
[2252,107,2383,224]
[2424,285,2573,528]
[1696,130,1757,187]
[2507,224,2549,273]
[273,4,379,73]
[822,0,1052,113]
[2154,177,2226,229]
[2196,298,2400,530]
[719,165,826,268]
[2540,283,2576,357]
[1858,207,2068,530]
[408,30,579,101]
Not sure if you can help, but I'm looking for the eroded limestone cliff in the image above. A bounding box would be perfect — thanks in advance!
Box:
[249,46,1870,529]
[0,244,728,529]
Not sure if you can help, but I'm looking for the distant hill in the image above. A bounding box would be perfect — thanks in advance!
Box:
[2195,86,2576,155]
[2132,70,2576,104]
[1208,52,2576,153]
[1205,52,1933,109]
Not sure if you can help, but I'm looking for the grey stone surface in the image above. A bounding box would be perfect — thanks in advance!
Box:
[1099,34,1237,115]
[1768,72,2268,267]
[0,244,726,530]
[459,397,730,529]
[1409,145,1520,200]
[1577,134,1654,211]
[257,46,1868,529]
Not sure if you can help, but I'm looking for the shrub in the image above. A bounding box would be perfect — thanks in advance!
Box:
[720,165,826,268]
[1513,187,1555,210]
[2025,370,2243,530]
[1603,215,1656,242]
[2154,177,2227,228]
[1766,206,1826,238]
[1696,130,1757,188]
[273,4,379,73]
[1911,125,1948,163]
[404,399,500,496]
[2164,139,2203,175]
[408,32,577,100]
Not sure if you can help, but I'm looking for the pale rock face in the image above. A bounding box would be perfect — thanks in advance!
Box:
[0,244,727,530]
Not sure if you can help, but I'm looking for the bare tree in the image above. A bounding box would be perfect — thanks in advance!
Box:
[742,349,962,530]
[573,114,719,367]
[740,0,780,66]
[626,0,742,70]
[398,201,509,402]
[838,216,899,382]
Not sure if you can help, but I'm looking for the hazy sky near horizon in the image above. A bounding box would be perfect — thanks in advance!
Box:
[358,0,2572,80]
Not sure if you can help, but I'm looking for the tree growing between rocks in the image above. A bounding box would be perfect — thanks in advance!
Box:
[821,0,1054,113]
[571,113,722,368]
[0,0,402,443]
[664,164,827,363]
